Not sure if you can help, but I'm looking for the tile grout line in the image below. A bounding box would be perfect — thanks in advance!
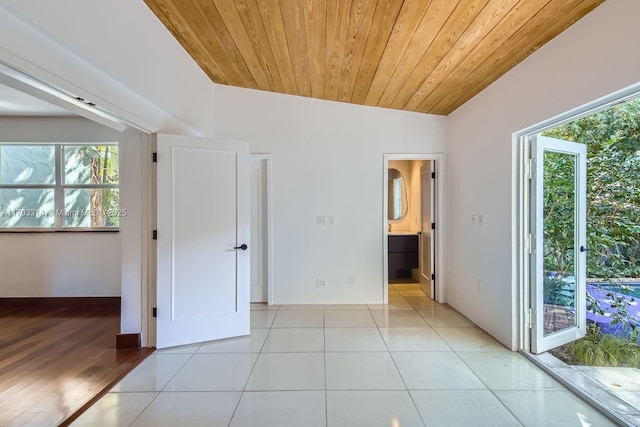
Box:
[127,343,204,426]
[453,346,526,426]
[126,391,159,427]
[122,292,525,426]
[372,290,429,427]
[420,296,526,425]
[226,317,272,427]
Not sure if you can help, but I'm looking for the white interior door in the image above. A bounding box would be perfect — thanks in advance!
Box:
[156,134,250,349]
[530,135,587,353]
[420,162,435,299]
[250,155,268,303]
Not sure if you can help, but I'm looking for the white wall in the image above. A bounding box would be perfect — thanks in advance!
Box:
[118,130,148,333]
[0,0,214,136]
[214,86,446,304]
[0,117,122,297]
[446,0,640,349]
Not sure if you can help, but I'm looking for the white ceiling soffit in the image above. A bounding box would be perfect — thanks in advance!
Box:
[0,62,139,132]
[0,81,72,116]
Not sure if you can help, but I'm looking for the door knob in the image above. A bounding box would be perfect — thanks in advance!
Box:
[580,245,588,252]
[234,244,248,251]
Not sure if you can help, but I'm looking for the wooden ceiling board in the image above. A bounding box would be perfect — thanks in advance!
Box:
[149,0,233,85]
[399,0,517,111]
[375,0,456,108]
[350,1,404,104]
[211,0,275,90]
[404,0,531,111]
[337,0,378,102]
[143,0,605,115]
[302,0,327,98]
[226,0,285,92]
[325,0,352,100]
[281,1,314,97]
[256,0,298,94]
[429,0,603,114]
[383,0,489,110]
[168,0,258,88]
[363,0,435,106]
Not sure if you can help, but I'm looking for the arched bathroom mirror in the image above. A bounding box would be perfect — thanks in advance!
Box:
[388,168,408,220]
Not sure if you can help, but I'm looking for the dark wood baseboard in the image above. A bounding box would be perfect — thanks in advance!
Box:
[0,297,121,308]
[116,333,141,349]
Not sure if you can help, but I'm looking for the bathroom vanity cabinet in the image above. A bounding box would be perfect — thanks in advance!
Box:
[388,234,419,279]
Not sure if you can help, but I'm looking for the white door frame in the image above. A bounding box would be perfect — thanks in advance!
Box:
[383,153,446,304]
[515,83,640,352]
[144,135,156,348]
[250,153,274,305]
[419,162,436,299]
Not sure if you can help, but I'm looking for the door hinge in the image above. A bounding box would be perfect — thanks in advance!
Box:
[431,171,435,179]
[152,230,158,240]
[152,152,157,163]
[527,308,535,329]
[431,273,436,281]
[526,233,533,254]
[152,307,157,318]
[431,223,436,230]
[527,158,535,180]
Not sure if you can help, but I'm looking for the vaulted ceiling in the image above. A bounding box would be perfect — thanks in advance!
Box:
[144,0,604,115]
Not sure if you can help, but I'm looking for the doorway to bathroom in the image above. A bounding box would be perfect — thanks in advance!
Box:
[383,154,445,305]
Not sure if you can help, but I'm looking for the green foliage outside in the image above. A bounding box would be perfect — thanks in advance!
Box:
[543,98,640,366]
[65,145,119,227]
[553,324,640,368]
[542,99,640,279]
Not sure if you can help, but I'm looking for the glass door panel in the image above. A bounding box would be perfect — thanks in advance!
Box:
[531,136,587,353]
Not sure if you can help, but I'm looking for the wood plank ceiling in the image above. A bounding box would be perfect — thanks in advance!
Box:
[144,0,604,115]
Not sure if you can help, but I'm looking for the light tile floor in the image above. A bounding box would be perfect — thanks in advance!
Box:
[73,284,615,427]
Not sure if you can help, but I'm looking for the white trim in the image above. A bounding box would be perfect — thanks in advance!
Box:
[144,134,157,348]
[140,132,153,347]
[383,153,446,305]
[514,82,640,352]
[0,62,136,133]
[250,153,274,306]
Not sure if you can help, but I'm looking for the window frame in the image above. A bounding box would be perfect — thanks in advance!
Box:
[0,142,120,232]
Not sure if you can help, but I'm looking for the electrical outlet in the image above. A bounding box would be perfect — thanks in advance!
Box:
[471,214,477,226]
[478,214,484,227]
[328,216,336,226]
[316,216,327,226]
[317,278,327,289]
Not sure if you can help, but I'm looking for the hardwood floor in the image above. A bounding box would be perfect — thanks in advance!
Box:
[0,303,153,427]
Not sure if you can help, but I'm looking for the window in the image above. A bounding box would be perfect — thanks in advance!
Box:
[0,143,121,230]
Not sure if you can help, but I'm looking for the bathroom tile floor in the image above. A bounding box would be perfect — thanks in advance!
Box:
[72,284,614,426]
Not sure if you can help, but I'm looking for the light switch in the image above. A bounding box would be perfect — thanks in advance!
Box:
[317,216,327,226]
